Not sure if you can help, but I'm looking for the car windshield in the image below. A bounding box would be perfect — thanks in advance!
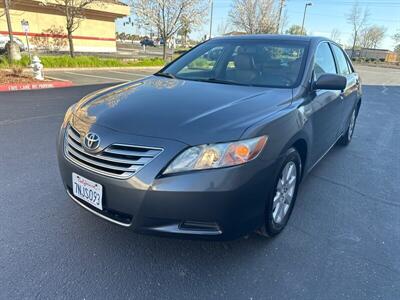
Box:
[160,39,308,88]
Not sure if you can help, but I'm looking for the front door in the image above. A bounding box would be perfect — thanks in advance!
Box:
[308,42,343,165]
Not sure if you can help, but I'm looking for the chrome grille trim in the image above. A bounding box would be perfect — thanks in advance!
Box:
[64,125,163,179]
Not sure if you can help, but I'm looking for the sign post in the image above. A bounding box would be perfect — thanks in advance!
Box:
[21,19,31,61]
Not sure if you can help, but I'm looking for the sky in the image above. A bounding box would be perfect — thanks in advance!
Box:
[117,0,400,50]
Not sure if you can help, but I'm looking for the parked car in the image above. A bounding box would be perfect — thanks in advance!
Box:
[0,34,26,53]
[140,38,155,47]
[153,39,164,46]
[58,35,361,240]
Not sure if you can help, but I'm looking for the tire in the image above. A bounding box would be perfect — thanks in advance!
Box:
[257,148,302,237]
[338,107,357,146]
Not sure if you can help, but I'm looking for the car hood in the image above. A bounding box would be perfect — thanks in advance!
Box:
[74,76,292,145]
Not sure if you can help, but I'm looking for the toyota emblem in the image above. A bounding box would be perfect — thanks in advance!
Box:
[83,132,100,151]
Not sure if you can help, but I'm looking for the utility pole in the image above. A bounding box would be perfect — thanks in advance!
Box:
[301,2,312,35]
[277,0,285,34]
[209,0,213,39]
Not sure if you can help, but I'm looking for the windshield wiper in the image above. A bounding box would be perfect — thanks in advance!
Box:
[200,78,251,86]
[154,72,176,79]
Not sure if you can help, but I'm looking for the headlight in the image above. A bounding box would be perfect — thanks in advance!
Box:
[163,136,268,174]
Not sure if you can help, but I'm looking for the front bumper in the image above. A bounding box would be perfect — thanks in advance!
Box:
[57,124,279,240]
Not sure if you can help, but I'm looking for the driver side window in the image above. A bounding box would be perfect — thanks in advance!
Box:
[314,43,337,80]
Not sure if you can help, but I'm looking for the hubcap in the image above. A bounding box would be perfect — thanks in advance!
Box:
[272,161,297,224]
[348,110,356,140]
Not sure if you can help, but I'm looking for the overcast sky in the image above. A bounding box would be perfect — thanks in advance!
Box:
[117,0,400,50]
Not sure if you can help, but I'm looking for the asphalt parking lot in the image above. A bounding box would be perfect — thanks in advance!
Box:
[46,68,158,86]
[0,66,399,299]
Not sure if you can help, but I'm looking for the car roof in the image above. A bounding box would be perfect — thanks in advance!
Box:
[212,34,329,43]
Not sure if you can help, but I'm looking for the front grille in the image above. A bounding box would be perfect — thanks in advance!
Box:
[64,125,163,179]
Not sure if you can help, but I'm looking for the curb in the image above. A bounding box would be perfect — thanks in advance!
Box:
[0,80,74,92]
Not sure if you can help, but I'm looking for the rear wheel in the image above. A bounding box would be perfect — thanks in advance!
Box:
[338,107,357,146]
[258,148,301,237]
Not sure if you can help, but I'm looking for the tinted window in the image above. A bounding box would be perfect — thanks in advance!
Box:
[162,40,308,88]
[314,43,336,79]
[331,44,351,75]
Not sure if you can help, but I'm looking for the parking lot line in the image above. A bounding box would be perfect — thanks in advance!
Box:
[107,70,152,77]
[64,71,130,82]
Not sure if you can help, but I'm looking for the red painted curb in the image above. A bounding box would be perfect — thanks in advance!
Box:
[0,80,74,92]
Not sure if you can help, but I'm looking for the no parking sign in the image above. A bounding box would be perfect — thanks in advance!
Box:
[21,19,29,33]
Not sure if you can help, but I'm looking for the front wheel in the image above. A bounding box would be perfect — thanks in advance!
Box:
[258,148,301,237]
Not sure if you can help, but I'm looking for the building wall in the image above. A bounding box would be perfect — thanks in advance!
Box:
[346,48,397,62]
[0,1,130,53]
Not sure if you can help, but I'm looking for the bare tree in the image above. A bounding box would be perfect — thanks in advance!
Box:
[132,0,207,60]
[330,28,341,43]
[177,16,191,48]
[393,30,400,44]
[360,25,386,49]
[285,24,305,36]
[229,0,279,34]
[40,0,100,57]
[346,1,369,58]
[216,19,231,36]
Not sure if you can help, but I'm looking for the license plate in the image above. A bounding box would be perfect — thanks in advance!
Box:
[72,173,103,210]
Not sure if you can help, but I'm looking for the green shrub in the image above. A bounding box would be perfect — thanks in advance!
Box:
[0,55,165,68]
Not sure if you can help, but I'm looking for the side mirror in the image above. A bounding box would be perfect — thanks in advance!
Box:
[313,74,347,91]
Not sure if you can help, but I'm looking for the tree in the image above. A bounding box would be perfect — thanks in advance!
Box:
[132,0,207,60]
[395,44,400,54]
[359,25,386,49]
[394,30,400,61]
[285,24,305,36]
[40,0,100,57]
[393,30,400,44]
[330,28,341,43]
[216,19,231,36]
[177,17,191,48]
[394,44,400,61]
[346,2,369,58]
[229,0,279,34]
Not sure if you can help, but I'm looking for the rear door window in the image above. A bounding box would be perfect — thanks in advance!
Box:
[331,44,351,75]
[314,42,337,79]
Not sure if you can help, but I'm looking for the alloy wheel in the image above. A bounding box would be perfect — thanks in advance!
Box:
[272,161,297,224]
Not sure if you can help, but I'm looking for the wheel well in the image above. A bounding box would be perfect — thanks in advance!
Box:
[291,139,307,177]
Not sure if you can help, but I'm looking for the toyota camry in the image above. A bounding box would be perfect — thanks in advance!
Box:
[57,35,361,240]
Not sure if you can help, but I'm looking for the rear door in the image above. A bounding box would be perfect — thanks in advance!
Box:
[330,43,360,134]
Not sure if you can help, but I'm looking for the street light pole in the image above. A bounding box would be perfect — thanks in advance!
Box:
[301,2,312,35]
[276,0,285,34]
[209,0,213,39]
